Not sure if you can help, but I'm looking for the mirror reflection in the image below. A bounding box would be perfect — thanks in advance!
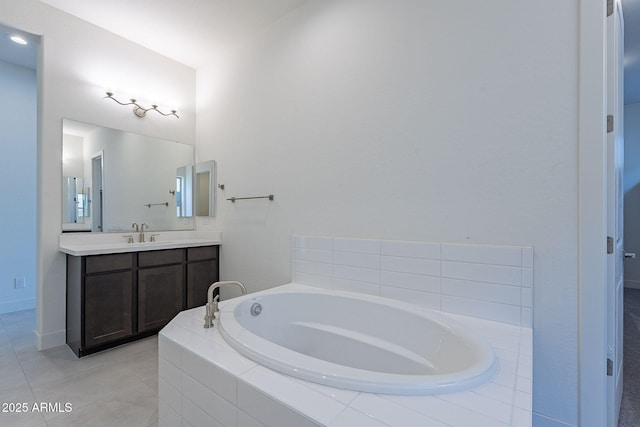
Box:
[195,160,217,217]
[62,119,195,232]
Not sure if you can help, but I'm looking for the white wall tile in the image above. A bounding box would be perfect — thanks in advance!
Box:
[237,381,319,427]
[381,270,440,293]
[333,251,380,269]
[521,288,532,308]
[381,286,441,310]
[294,236,333,251]
[350,394,449,427]
[182,374,236,427]
[522,268,533,287]
[381,240,441,260]
[522,247,533,268]
[439,391,512,425]
[292,235,533,328]
[293,272,333,289]
[159,378,182,415]
[159,334,183,368]
[514,391,532,411]
[386,395,511,427]
[182,396,224,427]
[381,256,440,276]
[239,366,344,426]
[441,278,521,306]
[294,248,333,264]
[333,278,381,296]
[293,260,332,277]
[333,238,380,254]
[158,399,181,427]
[512,406,533,427]
[442,244,522,267]
[329,408,389,427]
[333,265,380,284]
[159,356,182,392]
[442,261,521,286]
[238,410,265,427]
[183,349,237,404]
[521,308,532,328]
[441,295,521,326]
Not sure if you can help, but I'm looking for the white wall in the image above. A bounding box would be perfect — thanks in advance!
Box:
[196,1,579,425]
[625,102,640,288]
[0,0,196,349]
[0,60,37,314]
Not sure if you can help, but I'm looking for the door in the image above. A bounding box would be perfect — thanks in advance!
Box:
[606,1,624,425]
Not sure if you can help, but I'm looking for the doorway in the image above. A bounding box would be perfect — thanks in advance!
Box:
[91,153,104,232]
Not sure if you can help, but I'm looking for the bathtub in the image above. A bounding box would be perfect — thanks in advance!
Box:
[218,286,497,395]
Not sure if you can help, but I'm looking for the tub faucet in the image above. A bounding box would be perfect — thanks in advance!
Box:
[203,281,247,328]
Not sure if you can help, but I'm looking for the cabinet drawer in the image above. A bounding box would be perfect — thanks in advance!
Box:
[187,246,218,261]
[85,253,133,274]
[138,249,184,267]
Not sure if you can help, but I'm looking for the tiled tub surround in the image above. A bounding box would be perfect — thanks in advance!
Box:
[159,284,532,427]
[292,236,533,327]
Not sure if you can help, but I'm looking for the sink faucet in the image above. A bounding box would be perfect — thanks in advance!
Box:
[139,223,148,242]
[203,281,247,328]
[132,222,138,232]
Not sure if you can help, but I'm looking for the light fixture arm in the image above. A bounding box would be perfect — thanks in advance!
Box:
[104,92,179,118]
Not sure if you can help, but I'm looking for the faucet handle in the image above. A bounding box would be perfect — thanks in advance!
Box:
[150,233,160,242]
[123,234,134,244]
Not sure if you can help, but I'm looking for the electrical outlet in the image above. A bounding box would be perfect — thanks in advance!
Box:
[14,277,25,289]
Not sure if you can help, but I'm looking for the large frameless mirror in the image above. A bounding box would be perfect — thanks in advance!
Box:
[62,119,195,232]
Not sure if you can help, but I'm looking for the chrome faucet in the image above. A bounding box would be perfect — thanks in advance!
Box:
[132,222,139,232]
[203,281,247,328]
[139,222,148,242]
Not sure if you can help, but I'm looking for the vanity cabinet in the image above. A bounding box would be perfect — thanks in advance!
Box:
[66,245,219,357]
[138,249,185,333]
[186,246,219,308]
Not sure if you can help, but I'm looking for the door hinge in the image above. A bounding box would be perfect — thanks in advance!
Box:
[607,0,614,17]
[607,358,613,376]
[607,236,614,254]
[607,115,614,133]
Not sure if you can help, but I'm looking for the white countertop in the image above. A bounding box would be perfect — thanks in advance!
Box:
[59,230,221,256]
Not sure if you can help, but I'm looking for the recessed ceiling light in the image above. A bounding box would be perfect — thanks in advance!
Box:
[9,35,28,45]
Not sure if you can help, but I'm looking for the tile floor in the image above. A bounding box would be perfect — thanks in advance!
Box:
[0,309,158,427]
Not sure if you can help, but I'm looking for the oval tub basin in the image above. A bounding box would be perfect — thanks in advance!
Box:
[218,285,496,395]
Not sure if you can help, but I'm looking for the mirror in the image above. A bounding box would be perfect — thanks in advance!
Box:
[195,160,217,217]
[62,176,87,225]
[62,119,195,232]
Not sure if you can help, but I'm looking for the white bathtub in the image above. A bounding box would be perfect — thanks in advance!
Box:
[218,286,497,395]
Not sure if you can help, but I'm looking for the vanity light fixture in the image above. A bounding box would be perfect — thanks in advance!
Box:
[8,35,28,45]
[104,92,179,118]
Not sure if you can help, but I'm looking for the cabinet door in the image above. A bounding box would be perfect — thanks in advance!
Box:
[84,271,133,348]
[186,260,219,308]
[138,264,184,332]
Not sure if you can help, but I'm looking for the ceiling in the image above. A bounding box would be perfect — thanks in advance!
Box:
[37,0,310,70]
[0,23,38,70]
[2,1,640,103]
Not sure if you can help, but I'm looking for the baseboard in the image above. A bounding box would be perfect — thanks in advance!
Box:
[34,329,66,351]
[0,298,35,315]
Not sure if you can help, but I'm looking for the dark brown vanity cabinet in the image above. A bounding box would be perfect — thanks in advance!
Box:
[186,246,219,308]
[66,245,219,357]
[138,249,185,333]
